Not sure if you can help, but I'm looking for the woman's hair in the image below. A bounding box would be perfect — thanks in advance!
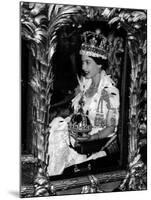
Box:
[90,56,108,70]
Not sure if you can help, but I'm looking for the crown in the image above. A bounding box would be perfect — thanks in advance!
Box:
[79,30,108,59]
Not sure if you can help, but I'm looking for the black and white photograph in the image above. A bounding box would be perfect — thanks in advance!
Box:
[20,1,147,198]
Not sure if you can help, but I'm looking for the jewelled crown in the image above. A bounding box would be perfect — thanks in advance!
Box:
[79,29,108,59]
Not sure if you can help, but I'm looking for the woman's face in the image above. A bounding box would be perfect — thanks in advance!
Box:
[81,55,101,79]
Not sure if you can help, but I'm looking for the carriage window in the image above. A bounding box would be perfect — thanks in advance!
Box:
[47,22,129,179]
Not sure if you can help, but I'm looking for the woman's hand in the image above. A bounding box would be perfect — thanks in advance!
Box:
[70,131,91,142]
[76,134,91,142]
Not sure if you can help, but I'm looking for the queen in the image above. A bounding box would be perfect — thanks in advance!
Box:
[47,30,120,176]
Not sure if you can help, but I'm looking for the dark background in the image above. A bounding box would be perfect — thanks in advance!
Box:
[21,21,127,156]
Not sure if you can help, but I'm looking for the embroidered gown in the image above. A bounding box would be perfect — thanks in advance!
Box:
[47,70,120,176]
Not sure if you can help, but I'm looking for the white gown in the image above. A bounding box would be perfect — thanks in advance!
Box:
[47,70,120,176]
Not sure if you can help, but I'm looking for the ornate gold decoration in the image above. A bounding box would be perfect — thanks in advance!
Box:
[21,3,147,196]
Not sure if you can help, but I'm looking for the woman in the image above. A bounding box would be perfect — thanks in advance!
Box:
[47,30,120,176]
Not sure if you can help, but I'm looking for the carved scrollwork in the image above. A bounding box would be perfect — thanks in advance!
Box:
[21,3,147,196]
